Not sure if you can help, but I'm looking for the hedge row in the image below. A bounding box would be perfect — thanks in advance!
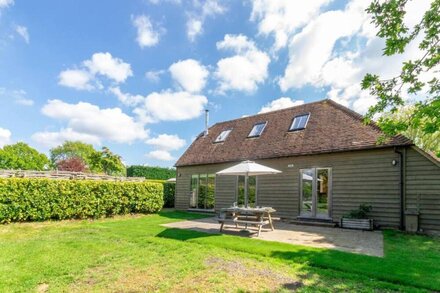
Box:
[0,178,164,223]
[127,165,176,180]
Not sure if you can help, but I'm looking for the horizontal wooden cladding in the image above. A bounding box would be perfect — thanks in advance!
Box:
[405,147,440,231]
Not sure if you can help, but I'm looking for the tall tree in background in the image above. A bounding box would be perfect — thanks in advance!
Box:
[362,0,439,156]
[91,147,126,176]
[50,141,101,172]
[0,142,49,170]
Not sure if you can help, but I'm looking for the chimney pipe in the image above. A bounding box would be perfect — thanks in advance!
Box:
[204,109,209,136]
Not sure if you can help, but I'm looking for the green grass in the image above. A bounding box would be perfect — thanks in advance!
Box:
[0,211,439,292]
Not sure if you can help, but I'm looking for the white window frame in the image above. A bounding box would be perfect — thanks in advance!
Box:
[214,129,232,143]
[248,121,267,138]
[289,113,310,131]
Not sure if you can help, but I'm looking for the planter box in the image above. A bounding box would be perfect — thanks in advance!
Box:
[340,218,373,230]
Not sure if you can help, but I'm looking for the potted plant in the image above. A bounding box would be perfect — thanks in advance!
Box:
[341,204,374,230]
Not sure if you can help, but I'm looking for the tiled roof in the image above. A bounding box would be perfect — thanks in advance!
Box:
[176,99,413,167]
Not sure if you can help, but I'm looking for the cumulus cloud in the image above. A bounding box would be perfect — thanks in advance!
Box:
[58,69,94,91]
[15,25,29,43]
[58,52,132,91]
[215,34,270,93]
[145,70,165,83]
[132,15,161,48]
[32,128,102,148]
[146,150,174,161]
[134,90,208,123]
[186,0,226,41]
[0,88,34,106]
[109,86,144,107]
[169,59,209,93]
[0,127,11,147]
[258,97,305,113]
[32,100,148,147]
[83,52,132,83]
[146,134,186,151]
[250,0,330,50]
[0,0,13,8]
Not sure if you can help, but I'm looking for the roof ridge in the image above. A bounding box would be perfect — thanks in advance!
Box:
[212,98,327,127]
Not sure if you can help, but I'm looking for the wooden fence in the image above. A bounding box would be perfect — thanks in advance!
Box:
[0,170,145,182]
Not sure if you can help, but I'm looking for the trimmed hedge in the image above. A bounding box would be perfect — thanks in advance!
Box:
[0,178,163,223]
[163,182,175,208]
[127,165,176,180]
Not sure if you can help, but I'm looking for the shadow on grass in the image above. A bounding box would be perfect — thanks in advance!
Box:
[158,210,212,221]
[155,226,438,291]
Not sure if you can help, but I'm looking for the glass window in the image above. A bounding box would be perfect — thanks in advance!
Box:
[290,114,310,131]
[237,176,257,207]
[214,129,232,143]
[189,173,216,209]
[248,122,267,137]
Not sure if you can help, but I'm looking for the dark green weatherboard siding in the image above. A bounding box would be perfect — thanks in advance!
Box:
[176,147,440,233]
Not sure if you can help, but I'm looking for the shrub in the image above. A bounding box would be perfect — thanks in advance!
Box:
[0,178,163,223]
[345,204,372,219]
[127,165,176,180]
[57,157,87,172]
[163,182,175,208]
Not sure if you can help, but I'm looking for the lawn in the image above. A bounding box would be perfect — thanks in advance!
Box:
[0,211,439,292]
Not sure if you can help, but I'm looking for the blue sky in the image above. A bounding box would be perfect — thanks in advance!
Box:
[0,0,429,167]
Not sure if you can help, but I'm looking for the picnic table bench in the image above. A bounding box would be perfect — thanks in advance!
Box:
[217,207,276,236]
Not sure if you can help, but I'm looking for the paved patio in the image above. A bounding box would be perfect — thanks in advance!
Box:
[163,217,384,257]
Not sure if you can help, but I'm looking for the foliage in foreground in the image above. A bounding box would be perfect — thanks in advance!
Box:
[0,178,163,223]
[127,165,176,180]
[362,0,440,155]
[0,142,49,170]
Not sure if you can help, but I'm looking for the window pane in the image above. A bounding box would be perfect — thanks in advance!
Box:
[249,122,266,137]
[317,169,329,217]
[198,174,207,209]
[301,169,314,216]
[206,174,216,209]
[190,175,198,208]
[215,129,231,142]
[290,114,309,130]
[237,176,256,207]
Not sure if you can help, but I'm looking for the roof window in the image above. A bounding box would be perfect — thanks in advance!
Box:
[248,122,267,138]
[289,114,310,131]
[214,129,232,143]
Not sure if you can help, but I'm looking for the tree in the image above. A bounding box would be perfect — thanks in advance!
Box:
[0,142,49,170]
[362,0,439,156]
[50,141,102,172]
[90,147,126,176]
[56,157,87,172]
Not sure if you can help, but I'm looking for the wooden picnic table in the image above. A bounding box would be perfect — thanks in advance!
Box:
[217,207,276,236]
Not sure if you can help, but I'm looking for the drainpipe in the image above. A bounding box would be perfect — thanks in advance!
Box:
[394,147,404,230]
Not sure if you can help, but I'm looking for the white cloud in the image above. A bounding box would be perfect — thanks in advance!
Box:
[169,59,209,93]
[32,128,102,148]
[146,134,186,151]
[0,0,13,8]
[146,150,174,161]
[83,52,132,83]
[186,0,226,41]
[0,127,11,147]
[58,69,94,91]
[109,86,144,107]
[33,99,148,147]
[134,90,208,123]
[250,0,331,50]
[15,97,34,106]
[258,97,305,113]
[58,52,132,91]
[215,34,270,93]
[15,25,29,43]
[0,88,34,106]
[145,70,165,83]
[132,15,161,48]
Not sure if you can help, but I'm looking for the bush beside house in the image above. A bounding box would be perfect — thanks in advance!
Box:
[127,165,176,180]
[163,182,175,208]
[0,178,163,223]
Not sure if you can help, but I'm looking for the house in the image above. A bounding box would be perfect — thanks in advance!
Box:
[175,99,440,234]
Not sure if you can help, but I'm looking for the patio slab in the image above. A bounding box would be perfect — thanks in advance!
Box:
[163,217,384,257]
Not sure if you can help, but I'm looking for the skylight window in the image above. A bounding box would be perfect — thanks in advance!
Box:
[290,114,310,131]
[248,122,267,137]
[214,129,232,143]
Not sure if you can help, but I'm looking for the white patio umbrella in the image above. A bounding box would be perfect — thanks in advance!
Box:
[216,160,282,207]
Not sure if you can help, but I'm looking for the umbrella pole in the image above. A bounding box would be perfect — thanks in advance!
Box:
[244,173,249,208]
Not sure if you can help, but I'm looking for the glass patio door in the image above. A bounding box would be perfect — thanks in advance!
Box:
[300,168,331,218]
